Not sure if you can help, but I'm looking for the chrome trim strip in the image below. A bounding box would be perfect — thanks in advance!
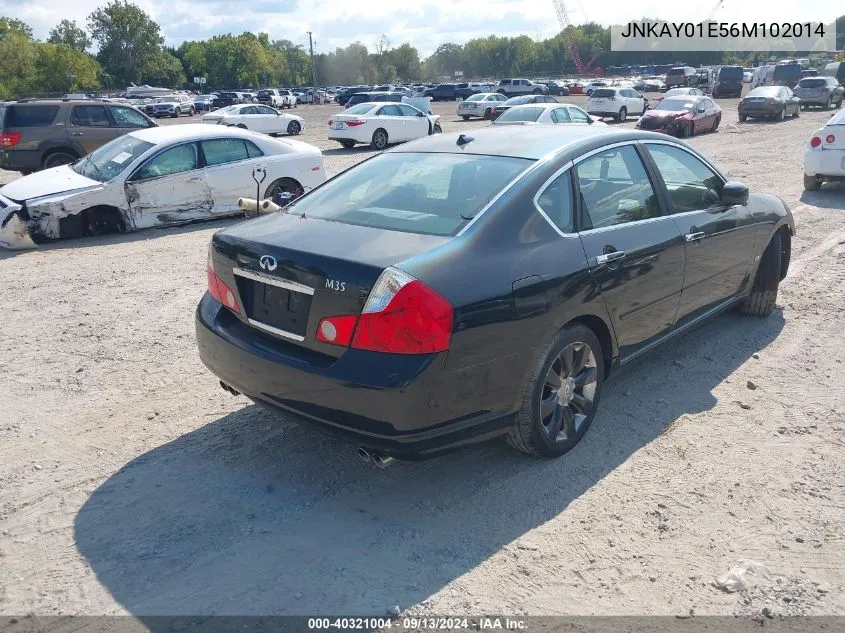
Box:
[233,267,315,295]
[246,318,306,342]
[579,215,668,236]
[619,295,739,366]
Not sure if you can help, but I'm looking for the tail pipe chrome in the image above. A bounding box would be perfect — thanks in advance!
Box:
[219,380,241,396]
[357,447,396,469]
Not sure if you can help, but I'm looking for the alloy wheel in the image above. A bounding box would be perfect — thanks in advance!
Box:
[539,342,598,443]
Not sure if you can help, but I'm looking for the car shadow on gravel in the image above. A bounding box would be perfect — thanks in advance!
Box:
[0,217,242,260]
[800,184,845,209]
[74,309,784,618]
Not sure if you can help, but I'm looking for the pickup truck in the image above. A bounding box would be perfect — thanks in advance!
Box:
[496,78,549,97]
[256,89,297,109]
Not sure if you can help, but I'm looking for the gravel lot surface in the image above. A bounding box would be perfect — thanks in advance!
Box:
[1,96,844,619]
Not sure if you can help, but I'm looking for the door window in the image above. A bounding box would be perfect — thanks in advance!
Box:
[71,105,110,127]
[549,108,570,123]
[256,105,278,115]
[201,138,250,166]
[567,107,591,123]
[646,144,724,213]
[378,105,402,116]
[575,145,660,229]
[240,106,259,115]
[536,169,574,232]
[396,104,421,116]
[132,143,199,180]
[109,106,152,128]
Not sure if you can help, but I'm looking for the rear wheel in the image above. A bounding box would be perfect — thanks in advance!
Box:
[507,325,604,458]
[264,177,303,202]
[287,120,301,135]
[431,123,442,135]
[461,115,470,120]
[804,173,821,191]
[616,106,627,122]
[739,114,747,122]
[42,150,78,170]
[371,128,388,150]
[340,140,355,149]
[483,108,492,119]
[738,232,783,317]
[712,114,721,131]
[778,107,786,121]
[824,98,831,110]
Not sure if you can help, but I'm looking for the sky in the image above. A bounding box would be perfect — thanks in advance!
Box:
[2,0,842,57]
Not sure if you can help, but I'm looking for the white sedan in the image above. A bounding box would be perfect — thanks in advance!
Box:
[804,109,845,191]
[0,125,325,249]
[201,104,305,136]
[491,103,608,126]
[456,92,507,119]
[328,102,442,149]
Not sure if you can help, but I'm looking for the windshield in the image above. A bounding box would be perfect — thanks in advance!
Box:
[718,67,743,80]
[342,103,378,115]
[654,99,696,111]
[72,134,154,182]
[503,96,533,106]
[495,107,543,122]
[285,152,532,236]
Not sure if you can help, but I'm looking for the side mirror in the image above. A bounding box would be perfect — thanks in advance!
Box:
[721,181,749,206]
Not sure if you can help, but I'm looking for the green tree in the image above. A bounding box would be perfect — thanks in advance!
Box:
[47,19,92,52]
[0,32,38,99]
[0,16,33,40]
[387,43,421,81]
[36,43,101,92]
[87,0,164,86]
[145,49,186,87]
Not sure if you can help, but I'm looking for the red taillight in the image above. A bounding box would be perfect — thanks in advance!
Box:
[820,87,830,92]
[327,119,333,126]
[826,134,836,144]
[206,248,240,313]
[490,108,498,116]
[316,315,358,346]
[0,132,21,148]
[810,136,822,148]
[345,119,366,127]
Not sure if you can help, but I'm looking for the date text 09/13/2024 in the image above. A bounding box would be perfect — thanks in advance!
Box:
[307,617,528,630]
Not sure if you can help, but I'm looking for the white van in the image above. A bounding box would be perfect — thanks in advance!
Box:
[751,65,775,89]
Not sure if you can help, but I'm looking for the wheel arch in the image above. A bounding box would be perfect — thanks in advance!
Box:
[58,204,126,239]
[564,314,616,379]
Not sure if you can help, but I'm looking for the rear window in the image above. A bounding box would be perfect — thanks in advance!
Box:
[465,94,485,102]
[591,89,616,98]
[3,105,60,128]
[773,64,800,82]
[343,103,378,115]
[257,90,271,97]
[285,152,533,236]
[219,92,238,98]
[718,66,743,80]
[798,78,826,88]
[495,107,543,122]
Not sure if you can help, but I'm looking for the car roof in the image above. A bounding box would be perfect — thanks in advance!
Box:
[129,123,262,144]
[388,126,674,160]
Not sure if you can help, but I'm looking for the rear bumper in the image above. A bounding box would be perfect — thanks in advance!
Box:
[0,150,42,172]
[739,105,779,118]
[798,95,839,106]
[587,110,621,117]
[804,148,845,178]
[195,295,514,459]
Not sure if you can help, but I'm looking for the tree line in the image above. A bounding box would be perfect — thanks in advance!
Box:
[1,6,844,99]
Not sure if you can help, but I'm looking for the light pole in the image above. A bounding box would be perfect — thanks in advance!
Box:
[307,31,317,87]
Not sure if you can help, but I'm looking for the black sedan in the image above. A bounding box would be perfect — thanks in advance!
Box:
[545,81,571,96]
[196,126,794,463]
[636,95,722,137]
[490,94,559,119]
[739,86,801,122]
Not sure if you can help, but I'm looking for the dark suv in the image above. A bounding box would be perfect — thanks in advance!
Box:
[425,84,458,101]
[0,99,156,174]
[665,67,698,88]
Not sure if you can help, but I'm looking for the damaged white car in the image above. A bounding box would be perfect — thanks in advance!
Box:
[0,124,326,249]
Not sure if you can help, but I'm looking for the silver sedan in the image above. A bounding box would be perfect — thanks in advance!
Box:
[456,93,507,120]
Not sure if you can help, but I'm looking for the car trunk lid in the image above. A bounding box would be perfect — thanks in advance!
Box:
[211,212,448,358]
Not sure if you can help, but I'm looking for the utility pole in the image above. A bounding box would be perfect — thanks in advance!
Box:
[307,31,317,87]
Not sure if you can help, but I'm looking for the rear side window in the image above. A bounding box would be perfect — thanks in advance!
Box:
[109,106,151,128]
[591,89,616,98]
[245,140,263,158]
[4,105,60,128]
[536,169,574,232]
[201,138,249,166]
[71,105,110,127]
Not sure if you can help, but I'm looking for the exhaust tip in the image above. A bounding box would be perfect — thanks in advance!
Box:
[219,380,241,396]
[372,453,395,469]
[357,447,371,464]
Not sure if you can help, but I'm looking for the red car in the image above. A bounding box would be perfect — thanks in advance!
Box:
[635,94,722,137]
[566,83,585,95]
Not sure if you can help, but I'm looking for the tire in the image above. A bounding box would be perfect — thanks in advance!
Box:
[778,107,786,121]
[712,114,721,131]
[823,98,831,110]
[507,324,604,458]
[836,98,842,109]
[431,123,442,135]
[738,232,783,317]
[287,120,301,135]
[483,108,492,120]
[340,140,355,149]
[42,150,78,170]
[803,173,821,191]
[616,106,627,122]
[189,107,195,116]
[371,128,388,150]
[461,115,470,120]
[264,177,303,201]
[739,114,747,122]
[532,89,542,94]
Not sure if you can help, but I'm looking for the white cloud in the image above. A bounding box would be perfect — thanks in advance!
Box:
[3,0,842,56]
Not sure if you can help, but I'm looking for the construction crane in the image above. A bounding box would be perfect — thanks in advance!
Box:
[551,0,601,75]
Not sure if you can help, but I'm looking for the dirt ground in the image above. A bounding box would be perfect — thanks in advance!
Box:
[1,96,844,620]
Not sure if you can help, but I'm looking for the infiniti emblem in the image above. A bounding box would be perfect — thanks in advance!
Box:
[259,255,277,271]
